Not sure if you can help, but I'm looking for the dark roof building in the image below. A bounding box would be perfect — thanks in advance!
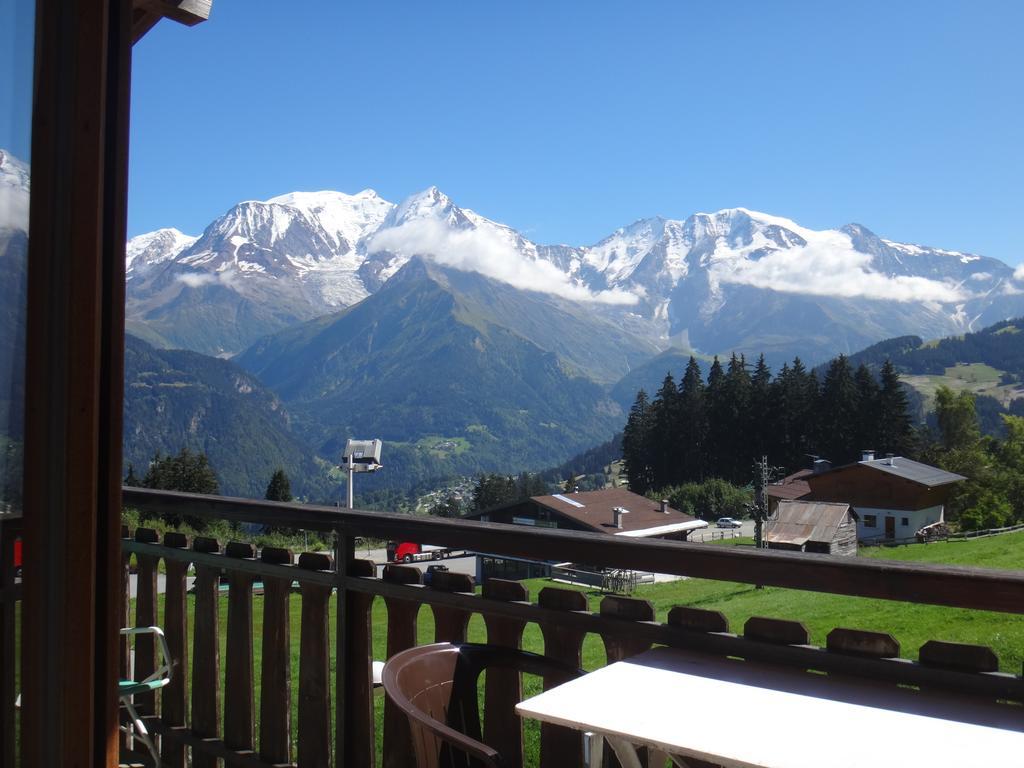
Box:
[767,468,812,512]
[467,488,708,539]
[804,453,965,542]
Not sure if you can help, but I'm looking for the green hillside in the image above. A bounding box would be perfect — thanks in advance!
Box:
[123,335,333,500]
[237,259,626,494]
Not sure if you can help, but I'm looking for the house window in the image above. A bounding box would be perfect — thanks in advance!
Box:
[901,517,909,526]
[863,514,877,527]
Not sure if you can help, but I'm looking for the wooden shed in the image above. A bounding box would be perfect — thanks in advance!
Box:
[766,501,857,556]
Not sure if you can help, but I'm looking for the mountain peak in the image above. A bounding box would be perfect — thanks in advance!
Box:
[126,227,198,271]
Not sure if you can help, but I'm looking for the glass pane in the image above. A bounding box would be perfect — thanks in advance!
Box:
[0,0,34,514]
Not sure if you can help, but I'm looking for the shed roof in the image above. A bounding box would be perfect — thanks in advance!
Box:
[766,501,851,547]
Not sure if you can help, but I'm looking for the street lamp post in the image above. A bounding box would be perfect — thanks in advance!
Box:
[342,438,383,509]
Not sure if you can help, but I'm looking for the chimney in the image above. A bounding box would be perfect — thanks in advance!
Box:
[813,459,832,474]
[660,499,669,514]
[612,506,629,529]
[862,449,875,462]
[886,453,896,467]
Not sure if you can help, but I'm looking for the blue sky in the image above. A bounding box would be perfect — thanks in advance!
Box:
[120,1,1024,264]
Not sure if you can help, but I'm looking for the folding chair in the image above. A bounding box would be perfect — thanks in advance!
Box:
[120,626,172,765]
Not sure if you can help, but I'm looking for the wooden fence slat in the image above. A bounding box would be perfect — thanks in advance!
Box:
[827,628,900,659]
[134,528,160,716]
[191,536,221,768]
[382,564,421,768]
[429,571,475,643]
[160,532,190,768]
[667,606,730,634]
[919,640,999,673]
[258,547,293,765]
[298,552,334,768]
[224,542,257,754]
[482,579,529,768]
[343,559,378,768]
[744,616,810,646]
[599,597,655,768]
[538,587,588,768]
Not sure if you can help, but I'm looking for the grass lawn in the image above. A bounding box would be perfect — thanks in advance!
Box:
[128,531,1024,765]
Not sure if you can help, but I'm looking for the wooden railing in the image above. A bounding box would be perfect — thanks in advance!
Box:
[121,488,1024,768]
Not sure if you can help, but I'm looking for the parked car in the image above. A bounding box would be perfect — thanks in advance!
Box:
[716,517,742,529]
[422,564,448,586]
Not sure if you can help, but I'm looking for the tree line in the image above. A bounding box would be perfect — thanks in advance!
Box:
[621,353,915,493]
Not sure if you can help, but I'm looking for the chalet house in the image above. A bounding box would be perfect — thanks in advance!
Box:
[468,488,708,540]
[804,452,965,542]
[766,501,857,556]
[766,468,813,514]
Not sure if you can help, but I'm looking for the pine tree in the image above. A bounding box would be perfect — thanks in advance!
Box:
[704,357,727,480]
[429,494,464,518]
[142,447,220,528]
[719,354,752,483]
[265,468,293,502]
[677,357,707,482]
[816,355,859,465]
[853,363,880,457]
[471,474,518,512]
[876,359,914,456]
[621,389,655,494]
[124,463,139,487]
[650,372,679,488]
[749,355,773,462]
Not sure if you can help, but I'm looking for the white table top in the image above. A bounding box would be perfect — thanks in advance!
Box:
[516,646,1024,768]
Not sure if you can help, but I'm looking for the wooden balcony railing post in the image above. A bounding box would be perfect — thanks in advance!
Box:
[191,536,222,768]
[258,546,293,766]
[598,596,655,768]
[429,572,475,643]
[537,587,589,768]
[224,541,257,756]
[160,532,191,768]
[338,552,377,768]
[381,564,422,768]
[482,579,530,767]
[133,528,160,716]
[298,552,334,768]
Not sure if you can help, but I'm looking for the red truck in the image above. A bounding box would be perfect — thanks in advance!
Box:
[386,541,457,563]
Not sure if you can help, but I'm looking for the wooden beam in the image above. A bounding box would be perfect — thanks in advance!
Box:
[132,0,211,43]
[22,0,134,765]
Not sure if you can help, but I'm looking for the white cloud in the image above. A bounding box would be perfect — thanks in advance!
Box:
[1014,264,1024,282]
[177,269,238,289]
[366,218,638,305]
[712,232,969,303]
[969,272,993,282]
[0,180,29,232]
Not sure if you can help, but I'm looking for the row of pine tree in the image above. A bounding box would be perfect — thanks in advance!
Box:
[621,353,915,493]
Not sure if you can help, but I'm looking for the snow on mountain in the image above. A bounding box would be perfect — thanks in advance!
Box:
[123,177,1024,363]
[126,228,197,274]
[0,149,30,232]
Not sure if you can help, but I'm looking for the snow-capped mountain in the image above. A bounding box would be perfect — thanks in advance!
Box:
[126,228,197,276]
[0,149,30,233]
[123,175,1024,363]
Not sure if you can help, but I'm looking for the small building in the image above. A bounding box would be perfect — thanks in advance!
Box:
[766,468,813,514]
[469,488,708,539]
[805,453,965,542]
[766,501,857,556]
[465,488,708,582]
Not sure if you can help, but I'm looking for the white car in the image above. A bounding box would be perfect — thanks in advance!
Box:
[716,517,742,529]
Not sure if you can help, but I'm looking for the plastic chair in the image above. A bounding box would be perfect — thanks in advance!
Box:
[382,642,583,768]
[120,626,172,765]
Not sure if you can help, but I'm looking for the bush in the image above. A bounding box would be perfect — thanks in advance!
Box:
[659,478,750,521]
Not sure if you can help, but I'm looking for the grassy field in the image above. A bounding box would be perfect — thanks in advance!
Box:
[904,362,1022,407]
[128,531,1024,764]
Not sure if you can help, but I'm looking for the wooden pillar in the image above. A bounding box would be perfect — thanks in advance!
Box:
[160,532,191,768]
[259,547,294,766]
[381,565,421,768]
[20,1,134,765]
[298,552,333,768]
[224,542,257,755]
[538,587,588,768]
[482,579,529,768]
[190,537,221,768]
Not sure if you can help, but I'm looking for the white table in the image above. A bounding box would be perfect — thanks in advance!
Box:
[516,646,1024,768]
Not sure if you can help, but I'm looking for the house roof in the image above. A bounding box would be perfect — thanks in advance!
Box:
[766,501,851,547]
[529,488,706,536]
[856,456,966,487]
[767,469,812,502]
